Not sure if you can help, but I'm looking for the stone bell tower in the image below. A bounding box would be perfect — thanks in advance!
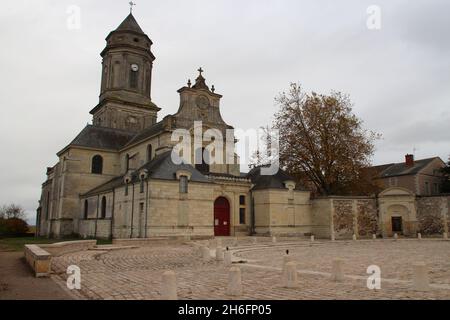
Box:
[90,13,160,133]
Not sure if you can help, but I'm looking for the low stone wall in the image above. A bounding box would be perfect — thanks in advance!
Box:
[112,236,208,247]
[39,240,97,257]
[24,244,52,277]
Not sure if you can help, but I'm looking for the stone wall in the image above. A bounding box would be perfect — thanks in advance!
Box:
[332,199,354,238]
[356,199,378,236]
[416,196,449,235]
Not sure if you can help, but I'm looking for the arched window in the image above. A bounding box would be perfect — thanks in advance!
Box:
[92,155,103,174]
[195,148,210,174]
[125,154,130,171]
[147,144,153,162]
[101,196,107,219]
[84,200,89,219]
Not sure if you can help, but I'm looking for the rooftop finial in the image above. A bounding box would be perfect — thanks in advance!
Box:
[129,1,136,13]
[198,67,204,77]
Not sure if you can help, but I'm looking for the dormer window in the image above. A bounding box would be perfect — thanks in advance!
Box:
[92,155,103,174]
[180,176,188,194]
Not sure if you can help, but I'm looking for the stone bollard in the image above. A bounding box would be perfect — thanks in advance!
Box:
[227,267,242,296]
[352,234,357,241]
[162,271,178,300]
[216,238,222,248]
[216,247,224,261]
[252,237,257,244]
[209,239,216,249]
[444,232,448,240]
[394,233,398,241]
[224,248,232,266]
[201,246,211,261]
[283,262,298,288]
[331,259,344,282]
[418,233,422,240]
[272,236,277,243]
[412,263,430,291]
[282,250,293,273]
[331,233,336,242]
[310,235,315,242]
[233,237,238,247]
[372,234,377,240]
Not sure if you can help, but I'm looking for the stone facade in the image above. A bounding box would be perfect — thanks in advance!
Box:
[36,14,450,241]
[36,14,313,240]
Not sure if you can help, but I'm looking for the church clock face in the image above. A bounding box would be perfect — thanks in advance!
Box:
[196,96,209,110]
[131,64,139,72]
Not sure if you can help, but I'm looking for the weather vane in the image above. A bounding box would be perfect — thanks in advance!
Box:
[129,1,136,13]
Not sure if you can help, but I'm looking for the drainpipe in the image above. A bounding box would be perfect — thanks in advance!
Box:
[130,183,135,239]
[250,190,256,235]
[145,179,149,238]
[111,188,115,240]
[94,195,99,238]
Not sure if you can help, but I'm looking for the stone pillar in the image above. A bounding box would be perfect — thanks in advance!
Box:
[227,267,242,296]
[331,259,344,282]
[394,233,398,240]
[441,197,449,234]
[283,262,298,288]
[162,271,177,300]
[252,237,257,244]
[417,233,422,240]
[412,263,430,291]
[282,253,293,273]
[272,236,277,243]
[372,234,377,240]
[310,235,315,242]
[352,200,358,238]
[330,199,335,240]
[216,238,222,248]
[201,246,211,261]
[233,237,238,247]
[352,234,357,241]
[216,247,224,261]
[224,250,232,266]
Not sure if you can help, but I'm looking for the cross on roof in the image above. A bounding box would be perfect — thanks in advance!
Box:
[198,67,204,76]
[129,1,136,13]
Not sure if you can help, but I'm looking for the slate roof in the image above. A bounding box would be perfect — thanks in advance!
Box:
[246,166,302,191]
[375,157,440,178]
[115,13,144,34]
[63,125,135,153]
[123,121,164,148]
[82,151,211,196]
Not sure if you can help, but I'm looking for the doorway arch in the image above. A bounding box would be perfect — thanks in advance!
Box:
[214,197,230,236]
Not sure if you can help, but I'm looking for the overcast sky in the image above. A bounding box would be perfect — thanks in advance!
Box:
[1,0,449,224]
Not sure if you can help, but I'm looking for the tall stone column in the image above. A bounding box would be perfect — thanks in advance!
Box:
[442,197,449,234]
[352,200,358,237]
[330,199,335,240]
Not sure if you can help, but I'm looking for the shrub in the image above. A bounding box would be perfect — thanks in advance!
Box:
[0,218,29,237]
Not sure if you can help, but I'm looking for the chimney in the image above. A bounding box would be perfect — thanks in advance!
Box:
[405,154,414,167]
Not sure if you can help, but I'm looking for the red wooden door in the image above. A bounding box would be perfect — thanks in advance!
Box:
[214,197,230,236]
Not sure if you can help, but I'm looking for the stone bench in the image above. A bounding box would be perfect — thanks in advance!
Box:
[39,240,97,257]
[113,236,207,247]
[24,244,52,278]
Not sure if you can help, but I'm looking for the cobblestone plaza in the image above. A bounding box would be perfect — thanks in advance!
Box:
[51,238,450,300]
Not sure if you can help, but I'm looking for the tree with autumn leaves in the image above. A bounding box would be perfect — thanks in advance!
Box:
[253,83,381,196]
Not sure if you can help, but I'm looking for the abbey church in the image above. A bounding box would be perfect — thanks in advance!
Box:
[36,13,310,239]
[37,14,449,240]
